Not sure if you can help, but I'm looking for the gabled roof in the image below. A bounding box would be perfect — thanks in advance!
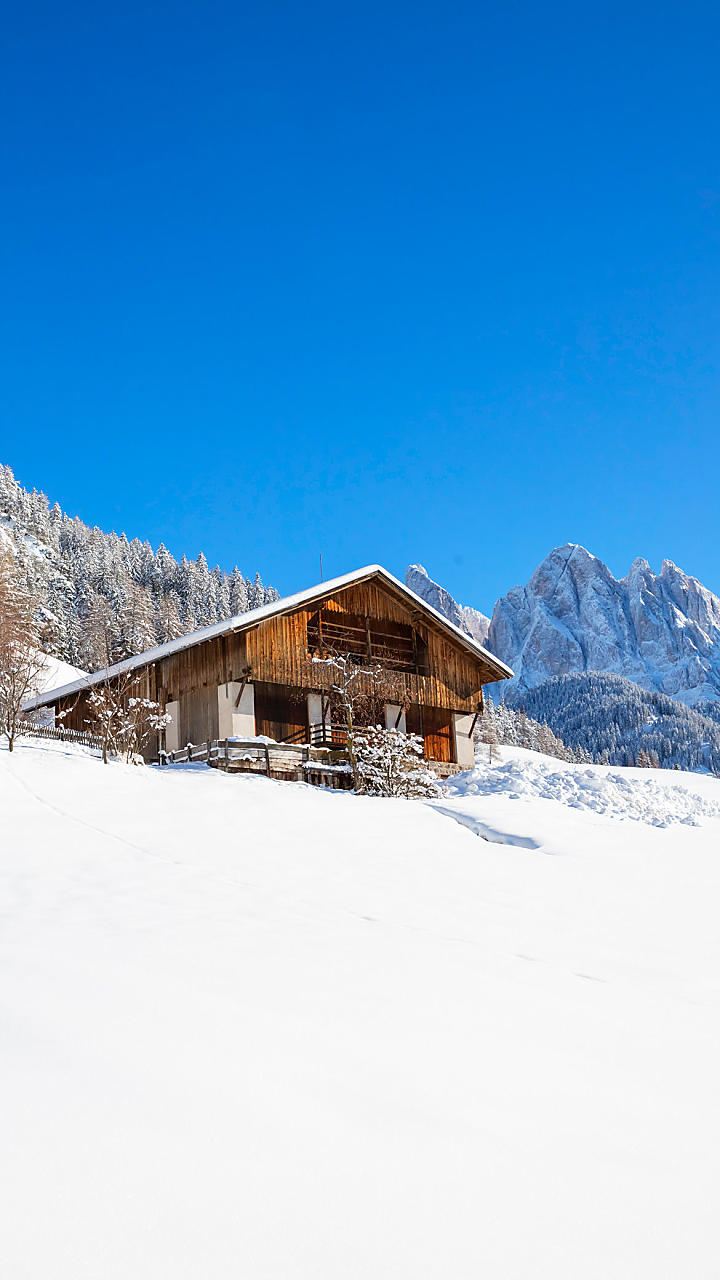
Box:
[23,564,513,710]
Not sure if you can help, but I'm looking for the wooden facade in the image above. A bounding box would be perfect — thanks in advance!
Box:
[37,569,511,770]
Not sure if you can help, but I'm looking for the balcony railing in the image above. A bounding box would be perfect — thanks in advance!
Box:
[309,723,349,748]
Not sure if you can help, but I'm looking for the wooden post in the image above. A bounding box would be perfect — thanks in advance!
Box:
[320,693,329,746]
[265,744,271,776]
[225,738,230,767]
[234,667,252,708]
[187,743,192,763]
[468,709,482,737]
[206,739,211,765]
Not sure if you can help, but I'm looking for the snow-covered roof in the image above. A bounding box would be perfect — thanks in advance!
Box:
[24,564,513,710]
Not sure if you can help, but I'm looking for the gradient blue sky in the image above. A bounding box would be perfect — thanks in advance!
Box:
[2,0,719,612]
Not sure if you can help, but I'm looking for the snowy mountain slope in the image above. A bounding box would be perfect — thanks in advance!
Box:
[490,544,720,703]
[406,563,490,643]
[3,737,720,1278]
[409,546,720,706]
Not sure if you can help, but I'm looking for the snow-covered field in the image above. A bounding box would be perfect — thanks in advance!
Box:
[2,739,719,1278]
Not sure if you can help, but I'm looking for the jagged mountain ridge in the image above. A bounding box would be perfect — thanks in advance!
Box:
[407,545,720,707]
[406,564,491,644]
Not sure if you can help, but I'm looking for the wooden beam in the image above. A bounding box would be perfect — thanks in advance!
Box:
[234,666,252,708]
[468,703,483,737]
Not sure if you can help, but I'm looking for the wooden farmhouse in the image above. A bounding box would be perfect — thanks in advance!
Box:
[25,565,513,776]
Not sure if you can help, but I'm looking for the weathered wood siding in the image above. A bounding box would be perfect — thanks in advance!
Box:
[406,705,454,763]
[51,576,496,763]
[179,687,219,745]
[56,693,93,734]
[157,634,248,704]
[245,580,486,713]
[254,682,308,744]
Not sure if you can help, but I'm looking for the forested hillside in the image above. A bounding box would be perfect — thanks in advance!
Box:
[0,464,278,673]
[508,672,720,774]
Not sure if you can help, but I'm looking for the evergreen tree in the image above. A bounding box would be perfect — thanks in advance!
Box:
[0,464,279,672]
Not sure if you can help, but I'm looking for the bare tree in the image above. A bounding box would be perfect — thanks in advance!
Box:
[85,668,171,764]
[0,553,45,752]
[312,652,371,789]
[119,696,172,763]
[312,651,410,791]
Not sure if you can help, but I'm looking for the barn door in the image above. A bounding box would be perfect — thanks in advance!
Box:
[406,706,454,763]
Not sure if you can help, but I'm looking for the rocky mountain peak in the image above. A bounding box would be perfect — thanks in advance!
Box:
[405,564,490,645]
[408,549,720,707]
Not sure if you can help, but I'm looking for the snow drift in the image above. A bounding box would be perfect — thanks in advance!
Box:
[2,738,720,1277]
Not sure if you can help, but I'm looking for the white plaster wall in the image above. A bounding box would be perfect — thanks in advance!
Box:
[233,682,256,738]
[218,683,238,739]
[218,682,256,739]
[307,692,330,741]
[385,703,407,733]
[452,712,476,770]
[165,701,180,753]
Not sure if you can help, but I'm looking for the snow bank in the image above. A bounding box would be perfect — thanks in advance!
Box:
[2,739,720,1278]
[447,746,720,827]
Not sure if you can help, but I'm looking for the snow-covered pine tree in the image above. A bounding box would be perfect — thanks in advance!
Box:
[0,551,45,751]
[0,464,280,672]
[229,569,250,616]
[476,694,576,763]
[507,672,720,774]
[157,591,184,644]
[478,698,500,762]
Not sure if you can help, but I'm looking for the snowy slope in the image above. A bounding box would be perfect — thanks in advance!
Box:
[2,738,720,1278]
[444,744,720,827]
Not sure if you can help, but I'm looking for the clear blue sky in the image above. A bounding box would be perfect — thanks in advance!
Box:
[2,0,719,611]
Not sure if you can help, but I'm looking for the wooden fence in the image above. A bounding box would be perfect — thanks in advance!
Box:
[18,721,104,751]
[160,737,353,787]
